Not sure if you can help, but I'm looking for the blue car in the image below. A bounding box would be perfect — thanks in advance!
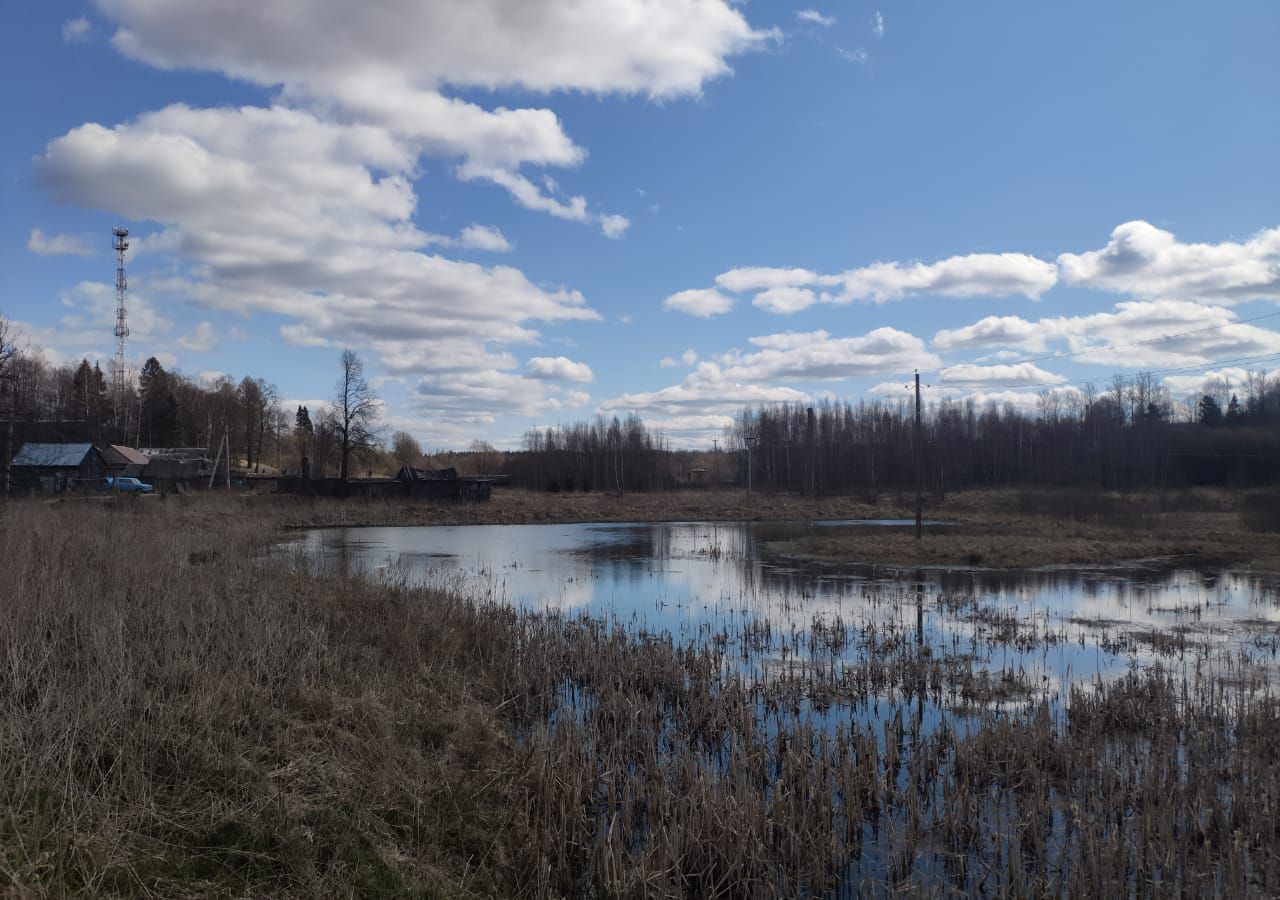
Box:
[105,475,154,494]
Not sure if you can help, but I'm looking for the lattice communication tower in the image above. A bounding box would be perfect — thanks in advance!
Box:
[112,227,130,407]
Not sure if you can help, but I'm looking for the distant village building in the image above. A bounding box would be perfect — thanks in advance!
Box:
[103,444,150,477]
[10,443,107,493]
[138,448,214,491]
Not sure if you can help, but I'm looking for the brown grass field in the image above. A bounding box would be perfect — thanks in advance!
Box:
[2,488,1279,896]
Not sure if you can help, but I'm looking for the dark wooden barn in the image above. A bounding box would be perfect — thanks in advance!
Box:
[9,443,107,493]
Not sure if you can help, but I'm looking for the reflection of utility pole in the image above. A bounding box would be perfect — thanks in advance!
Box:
[914,371,923,541]
[915,575,924,645]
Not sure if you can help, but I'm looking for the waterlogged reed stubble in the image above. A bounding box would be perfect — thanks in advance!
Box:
[500,610,1280,898]
[0,498,520,897]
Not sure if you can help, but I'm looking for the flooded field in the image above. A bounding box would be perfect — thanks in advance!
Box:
[286,521,1280,896]
[287,520,1279,694]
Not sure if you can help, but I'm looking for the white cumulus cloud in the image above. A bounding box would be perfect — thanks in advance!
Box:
[458,224,512,252]
[1058,221,1280,303]
[90,0,774,230]
[664,288,734,318]
[28,228,94,257]
[753,286,817,314]
[98,0,773,98]
[36,102,600,429]
[600,362,809,418]
[933,300,1280,368]
[720,328,941,382]
[527,356,595,383]
[710,252,1058,313]
[939,362,1063,388]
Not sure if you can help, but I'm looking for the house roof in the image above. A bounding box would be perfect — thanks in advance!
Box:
[106,444,150,465]
[12,443,98,468]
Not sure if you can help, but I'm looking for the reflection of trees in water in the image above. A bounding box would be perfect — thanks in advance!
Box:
[299,523,1280,669]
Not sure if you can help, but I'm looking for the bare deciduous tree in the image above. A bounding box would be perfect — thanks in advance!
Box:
[391,431,422,468]
[1,314,17,496]
[0,314,16,388]
[333,349,381,482]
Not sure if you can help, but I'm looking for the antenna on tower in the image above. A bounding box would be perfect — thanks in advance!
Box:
[112,226,130,430]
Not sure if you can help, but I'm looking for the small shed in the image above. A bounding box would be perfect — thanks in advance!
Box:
[103,444,150,477]
[10,443,107,493]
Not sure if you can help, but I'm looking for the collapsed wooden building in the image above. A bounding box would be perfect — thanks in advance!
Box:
[276,466,493,502]
[108,445,210,492]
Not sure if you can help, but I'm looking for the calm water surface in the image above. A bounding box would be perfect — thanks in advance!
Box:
[284,520,1280,699]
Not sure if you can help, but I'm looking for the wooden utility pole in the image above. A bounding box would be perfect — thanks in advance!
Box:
[914,371,923,541]
[743,426,757,497]
[806,406,817,497]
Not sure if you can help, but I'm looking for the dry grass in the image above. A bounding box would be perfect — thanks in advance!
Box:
[222,487,900,529]
[227,485,1280,572]
[0,497,519,898]
[4,492,1280,897]
[765,488,1280,573]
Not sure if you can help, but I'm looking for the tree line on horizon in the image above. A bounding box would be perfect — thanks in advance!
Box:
[3,313,1279,493]
[0,315,389,480]
[504,370,1280,495]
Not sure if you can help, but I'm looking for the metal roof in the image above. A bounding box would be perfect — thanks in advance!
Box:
[106,444,150,465]
[11,443,97,468]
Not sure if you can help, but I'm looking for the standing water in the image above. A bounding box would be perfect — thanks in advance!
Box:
[282,520,1280,896]
[285,519,1279,697]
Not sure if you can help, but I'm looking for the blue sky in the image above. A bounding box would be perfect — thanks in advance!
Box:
[3,0,1279,448]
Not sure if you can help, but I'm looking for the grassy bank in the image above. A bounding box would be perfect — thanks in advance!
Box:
[762,487,1280,573]
[4,494,1280,896]
[237,484,1280,571]
[256,488,897,529]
